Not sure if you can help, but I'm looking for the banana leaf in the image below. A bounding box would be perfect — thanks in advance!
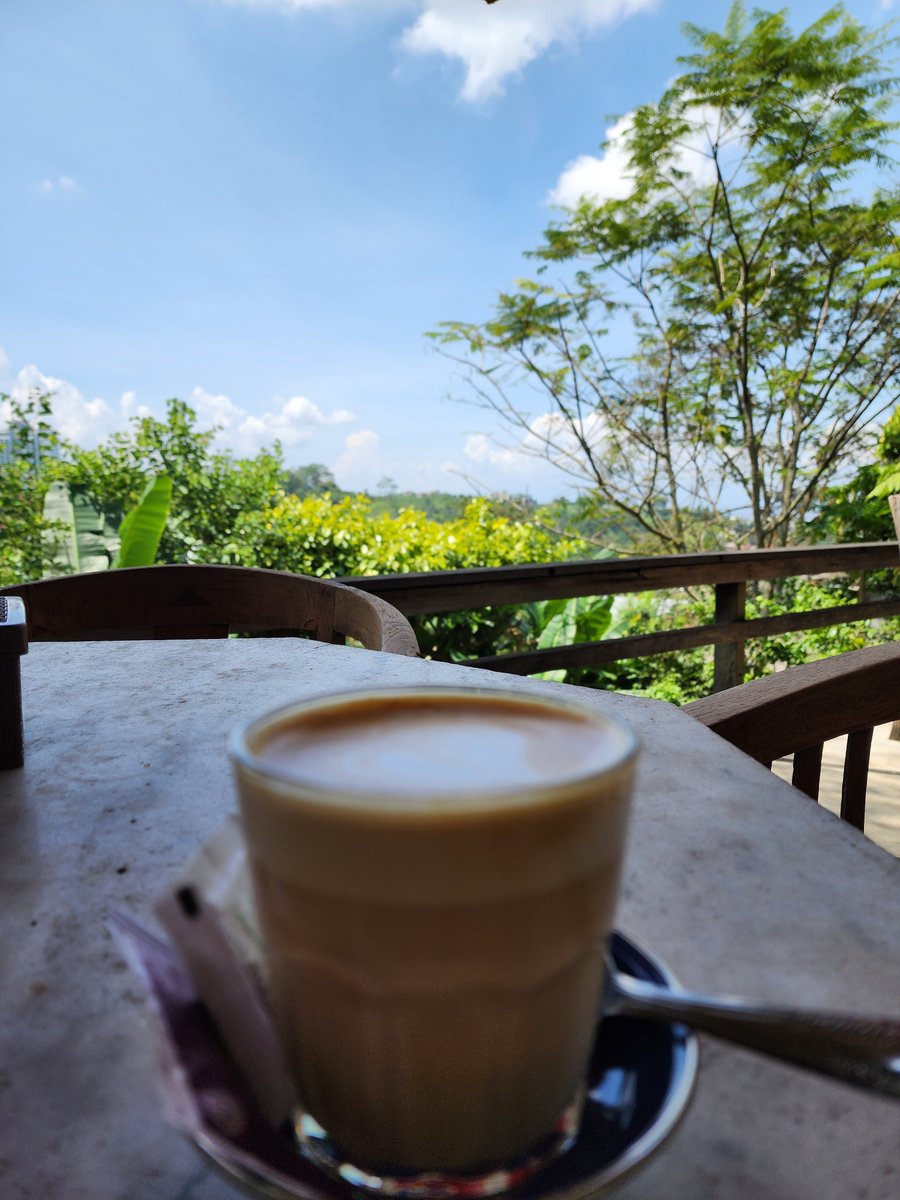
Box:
[42,481,119,575]
[112,475,172,568]
[532,594,615,683]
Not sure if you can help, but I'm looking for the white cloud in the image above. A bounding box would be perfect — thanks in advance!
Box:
[333,428,384,489]
[218,0,657,102]
[119,390,143,421]
[220,0,405,8]
[404,0,658,103]
[335,427,380,468]
[464,432,522,469]
[327,429,455,494]
[6,364,129,446]
[548,115,636,207]
[191,386,357,455]
[548,106,720,207]
[282,395,355,425]
[38,175,81,194]
[0,357,359,464]
[465,410,606,479]
[188,386,244,432]
[528,410,606,469]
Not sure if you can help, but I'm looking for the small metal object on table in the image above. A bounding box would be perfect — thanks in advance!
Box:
[0,596,28,768]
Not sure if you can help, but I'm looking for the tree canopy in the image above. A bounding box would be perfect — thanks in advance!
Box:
[435,3,900,550]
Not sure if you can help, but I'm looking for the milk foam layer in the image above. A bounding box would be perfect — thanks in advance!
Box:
[251,692,632,804]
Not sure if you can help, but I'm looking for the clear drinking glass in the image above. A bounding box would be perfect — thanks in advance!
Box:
[230,686,638,1196]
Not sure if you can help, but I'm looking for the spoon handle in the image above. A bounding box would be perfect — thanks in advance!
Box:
[608,972,900,1098]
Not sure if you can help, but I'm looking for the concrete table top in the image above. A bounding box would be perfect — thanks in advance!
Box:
[1,639,898,1200]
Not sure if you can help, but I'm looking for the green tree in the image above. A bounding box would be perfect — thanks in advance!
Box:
[867,404,900,500]
[809,403,900,544]
[284,463,339,497]
[435,4,899,551]
[0,391,62,586]
[62,398,286,563]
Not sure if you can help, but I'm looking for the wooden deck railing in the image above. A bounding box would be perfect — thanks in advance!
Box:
[344,541,900,692]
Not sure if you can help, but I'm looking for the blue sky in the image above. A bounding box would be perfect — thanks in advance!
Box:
[1,0,895,500]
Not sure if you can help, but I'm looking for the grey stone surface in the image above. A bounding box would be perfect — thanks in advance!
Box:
[1,640,898,1200]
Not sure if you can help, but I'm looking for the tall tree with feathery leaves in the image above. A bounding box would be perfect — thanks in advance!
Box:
[436,4,899,550]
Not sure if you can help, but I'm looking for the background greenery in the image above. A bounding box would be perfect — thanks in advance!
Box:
[2,389,898,702]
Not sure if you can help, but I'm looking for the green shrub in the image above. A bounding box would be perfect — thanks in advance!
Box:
[228,494,589,660]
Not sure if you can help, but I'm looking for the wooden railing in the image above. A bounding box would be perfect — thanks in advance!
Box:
[344,541,900,692]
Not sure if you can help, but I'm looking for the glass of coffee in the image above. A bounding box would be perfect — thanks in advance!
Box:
[230,686,638,1196]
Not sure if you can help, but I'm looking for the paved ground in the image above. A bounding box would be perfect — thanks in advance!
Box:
[772,722,900,857]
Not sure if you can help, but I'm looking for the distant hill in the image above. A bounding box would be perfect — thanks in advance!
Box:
[283,465,662,554]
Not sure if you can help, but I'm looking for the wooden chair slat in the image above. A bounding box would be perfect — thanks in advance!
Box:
[841,727,874,831]
[792,744,824,801]
[685,643,900,837]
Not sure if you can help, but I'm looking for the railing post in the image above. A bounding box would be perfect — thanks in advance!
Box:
[712,581,746,693]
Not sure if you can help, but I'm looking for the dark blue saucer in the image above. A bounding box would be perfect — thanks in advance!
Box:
[114,914,697,1200]
[199,933,697,1199]
[515,931,698,1200]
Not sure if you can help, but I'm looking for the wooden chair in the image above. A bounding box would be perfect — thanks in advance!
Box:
[0,565,420,656]
[684,642,900,832]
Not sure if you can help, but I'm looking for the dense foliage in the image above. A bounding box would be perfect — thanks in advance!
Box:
[1,387,897,699]
[0,392,62,586]
[60,398,286,565]
[578,576,900,705]
[0,392,591,663]
[224,490,592,660]
[809,404,900,546]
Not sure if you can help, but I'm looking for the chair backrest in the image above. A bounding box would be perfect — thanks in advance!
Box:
[0,565,420,657]
[683,642,900,833]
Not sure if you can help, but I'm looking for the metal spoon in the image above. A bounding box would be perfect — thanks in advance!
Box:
[604,956,900,1098]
